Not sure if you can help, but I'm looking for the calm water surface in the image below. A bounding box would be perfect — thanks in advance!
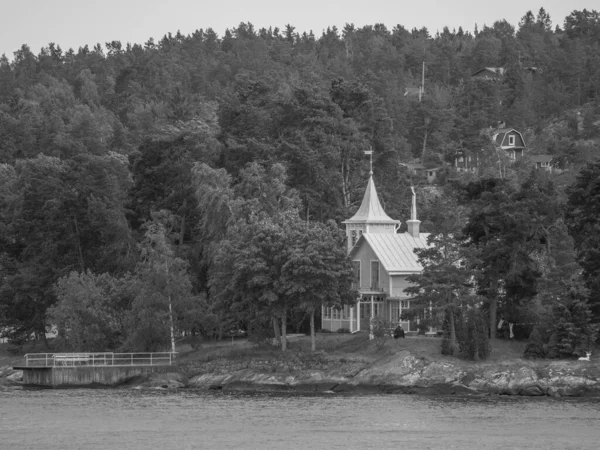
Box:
[1,389,599,449]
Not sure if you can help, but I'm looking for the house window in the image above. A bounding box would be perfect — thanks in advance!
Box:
[371,261,380,290]
[360,303,370,319]
[401,300,409,309]
[351,230,357,247]
[370,303,377,317]
[352,261,360,288]
[508,135,515,146]
[324,307,331,320]
[390,302,400,322]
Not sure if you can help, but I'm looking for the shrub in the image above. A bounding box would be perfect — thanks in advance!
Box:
[523,328,546,359]
[370,317,393,351]
[550,300,599,358]
[546,332,559,358]
[337,328,350,334]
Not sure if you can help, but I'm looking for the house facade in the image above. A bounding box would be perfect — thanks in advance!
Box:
[321,173,429,334]
[530,154,554,171]
[453,125,527,172]
[493,127,526,161]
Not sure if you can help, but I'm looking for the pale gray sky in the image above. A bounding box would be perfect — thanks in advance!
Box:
[0,1,595,58]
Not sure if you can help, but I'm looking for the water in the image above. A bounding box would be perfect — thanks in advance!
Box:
[1,389,600,449]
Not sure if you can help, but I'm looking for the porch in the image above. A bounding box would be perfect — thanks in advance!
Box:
[321,294,416,334]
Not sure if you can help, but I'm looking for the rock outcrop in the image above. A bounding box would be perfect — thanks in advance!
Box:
[3,352,599,396]
[185,352,600,397]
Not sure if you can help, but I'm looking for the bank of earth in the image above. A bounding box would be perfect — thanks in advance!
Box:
[2,334,599,396]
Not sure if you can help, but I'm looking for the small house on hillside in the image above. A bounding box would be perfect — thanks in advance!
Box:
[321,171,430,335]
[530,154,554,171]
[493,127,526,161]
[426,167,442,184]
[471,67,505,81]
[399,162,426,175]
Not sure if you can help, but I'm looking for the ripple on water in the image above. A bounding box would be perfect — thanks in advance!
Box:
[1,390,600,449]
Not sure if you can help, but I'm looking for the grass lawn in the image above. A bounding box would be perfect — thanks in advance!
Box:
[1,333,530,370]
[176,332,529,366]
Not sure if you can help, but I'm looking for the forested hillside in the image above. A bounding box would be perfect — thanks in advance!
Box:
[1,8,600,355]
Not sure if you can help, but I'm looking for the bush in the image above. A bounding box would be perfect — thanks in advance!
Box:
[550,299,599,358]
[458,309,490,361]
[523,328,546,359]
[336,328,350,334]
[370,317,393,351]
[546,332,559,358]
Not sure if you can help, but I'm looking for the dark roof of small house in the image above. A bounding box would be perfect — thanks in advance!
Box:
[493,128,526,148]
[530,154,554,163]
[472,67,505,77]
[400,162,426,170]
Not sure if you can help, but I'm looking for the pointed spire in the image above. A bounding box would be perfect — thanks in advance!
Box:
[344,174,398,223]
[410,186,417,220]
[343,149,400,230]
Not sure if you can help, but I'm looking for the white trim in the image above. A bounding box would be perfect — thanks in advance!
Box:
[508,134,515,146]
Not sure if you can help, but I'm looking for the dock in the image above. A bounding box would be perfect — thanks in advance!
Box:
[14,352,177,387]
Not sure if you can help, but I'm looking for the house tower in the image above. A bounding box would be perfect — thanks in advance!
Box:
[342,170,400,252]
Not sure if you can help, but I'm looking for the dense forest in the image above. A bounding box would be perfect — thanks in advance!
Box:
[1,8,600,357]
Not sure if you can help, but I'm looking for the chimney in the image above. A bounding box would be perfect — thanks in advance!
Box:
[406,186,421,238]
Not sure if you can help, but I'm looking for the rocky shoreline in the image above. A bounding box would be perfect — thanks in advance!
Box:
[3,350,599,397]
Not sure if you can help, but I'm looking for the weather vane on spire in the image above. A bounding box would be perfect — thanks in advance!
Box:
[364,146,373,175]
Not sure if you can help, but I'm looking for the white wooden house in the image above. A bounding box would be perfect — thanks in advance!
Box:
[321,171,429,333]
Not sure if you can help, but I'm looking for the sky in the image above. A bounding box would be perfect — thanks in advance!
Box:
[0,0,596,59]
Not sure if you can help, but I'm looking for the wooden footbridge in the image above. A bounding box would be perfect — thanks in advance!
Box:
[15,352,177,387]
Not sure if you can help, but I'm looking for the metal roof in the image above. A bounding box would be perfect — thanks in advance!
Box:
[350,232,430,273]
[343,175,400,224]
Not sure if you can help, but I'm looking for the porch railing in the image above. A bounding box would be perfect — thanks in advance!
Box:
[23,352,175,368]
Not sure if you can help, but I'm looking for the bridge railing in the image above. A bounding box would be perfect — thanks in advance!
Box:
[23,352,176,367]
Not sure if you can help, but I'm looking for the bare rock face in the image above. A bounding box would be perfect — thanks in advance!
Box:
[6,370,23,382]
[349,351,467,390]
[0,367,23,384]
[183,353,600,396]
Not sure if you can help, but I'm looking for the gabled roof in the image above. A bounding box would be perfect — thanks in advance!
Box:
[472,67,505,77]
[493,128,526,148]
[349,233,430,273]
[530,154,554,163]
[343,175,400,224]
[399,162,426,171]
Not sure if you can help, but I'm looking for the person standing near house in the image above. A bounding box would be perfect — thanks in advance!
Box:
[394,325,405,339]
